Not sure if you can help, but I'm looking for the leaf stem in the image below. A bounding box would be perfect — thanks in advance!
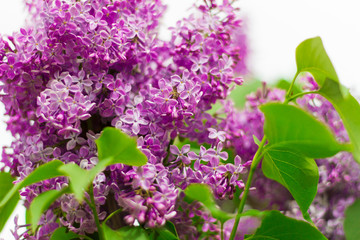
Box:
[104,207,123,224]
[284,90,319,104]
[229,136,267,240]
[85,184,105,240]
[286,71,300,99]
[220,221,224,240]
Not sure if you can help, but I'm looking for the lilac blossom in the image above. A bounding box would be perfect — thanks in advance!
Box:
[1,0,250,238]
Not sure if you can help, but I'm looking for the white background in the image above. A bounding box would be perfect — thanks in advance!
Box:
[1,0,360,238]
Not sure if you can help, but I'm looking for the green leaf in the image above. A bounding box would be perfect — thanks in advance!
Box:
[153,221,179,240]
[59,163,88,202]
[155,228,178,240]
[253,135,260,146]
[0,160,65,208]
[96,127,147,166]
[30,188,68,231]
[260,103,350,158]
[319,80,360,163]
[296,37,339,87]
[295,37,360,163]
[50,227,81,240]
[273,78,301,95]
[164,221,179,238]
[59,156,113,202]
[247,211,327,240]
[0,172,20,231]
[184,183,234,223]
[102,224,149,240]
[262,148,319,216]
[238,209,266,218]
[344,199,360,240]
[229,79,262,109]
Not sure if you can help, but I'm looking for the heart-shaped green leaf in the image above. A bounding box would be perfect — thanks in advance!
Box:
[155,228,179,240]
[0,172,20,231]
[102,224,149,240]
[184,183,234,223]
[296,37,339,87]
[344,199,360,240]
[262,147,319,216]
[247,211,327,240]
[29,188,68,231]
[58,158,112,202]
[295,37,360,163]
[50,227,81,240]
[260,103,350,158]
[319,79,360,163]
[96,127,147,166]
[0,160,65,209]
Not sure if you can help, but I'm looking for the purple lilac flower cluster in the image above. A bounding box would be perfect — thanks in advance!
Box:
[0,0,249,239]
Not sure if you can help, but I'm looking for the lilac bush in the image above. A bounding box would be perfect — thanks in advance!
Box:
[0,0,360,240]
[0,0,247,238]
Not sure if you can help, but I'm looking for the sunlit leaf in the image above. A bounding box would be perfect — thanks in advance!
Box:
[229,79,262,109]
[273,78,301,95]
[260,103,350,158]
[96,127,147,166]
[50,227,81,240]
[0,172,20,231]
[184,183,234,223]
[247,211,327,240]
[262,147,318,215]
[253,135,260,146]
[0,160,64,209]
[102,224,149,240]
[319,80,360,163]
[295,37,360,163]
[30,188,68,231]
[344,199,360,240]
[59,156,112,202]
[296,37,339,87]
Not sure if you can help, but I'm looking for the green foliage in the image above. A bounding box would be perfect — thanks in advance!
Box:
[96,127,147,166]
[295,37,360,163]
[0,172,20,231]
[154,227,179,240]
[246,211,327,240]
[238,209,266,218]
[229,79,262,108]
[344,199,360,240]
[253,135,260,146]
[0,160,65,209]
[260,103,349,158]
[30,188,68,231]
[262,148,318,215]
[102,224,149,240]
[274,78,301,95]
[50,227,81,240]
[184,183,234,223]
[57,127,146,202]
[158,221,180,239]
[319,82,360,163]
[59,163,91,202]
[260,103,348,217]
[0,127,147,236]
[296,37,339,87]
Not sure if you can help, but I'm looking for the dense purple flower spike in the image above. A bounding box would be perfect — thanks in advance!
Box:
[1,0,248,239]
